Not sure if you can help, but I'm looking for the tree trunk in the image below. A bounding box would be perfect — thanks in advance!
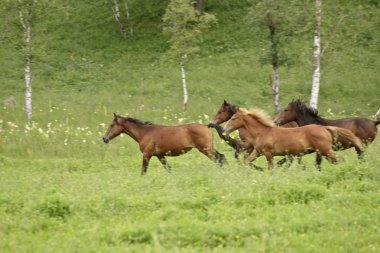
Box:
[124,0,133,36]
[180,56,188,111]
[111,0,128,39]
[19,0,33,120]
[194,0,203,12]
[272,64,280,115]
[310,0,321,109]
[269,25,280,114]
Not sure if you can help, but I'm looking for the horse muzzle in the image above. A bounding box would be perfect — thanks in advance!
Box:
[102,137,109,144]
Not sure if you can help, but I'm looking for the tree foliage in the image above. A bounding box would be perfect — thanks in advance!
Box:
[162,0,217,63]
[246,0,312,67]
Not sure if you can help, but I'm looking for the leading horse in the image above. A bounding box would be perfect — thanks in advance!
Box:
[103,113,226,175]
[223,108,363,169]
[274,99,379,157]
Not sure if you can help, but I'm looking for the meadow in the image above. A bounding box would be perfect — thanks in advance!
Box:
[1,0,380,252]
[1,103,380,252]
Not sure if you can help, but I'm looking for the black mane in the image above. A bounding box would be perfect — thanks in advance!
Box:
[224,100,238,114]
[291,99,319,117]
[290,99,328,125]
[120,116,153,125]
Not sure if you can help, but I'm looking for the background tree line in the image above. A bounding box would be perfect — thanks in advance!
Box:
[1,0,379,119]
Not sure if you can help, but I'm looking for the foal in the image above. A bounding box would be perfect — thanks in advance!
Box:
[103,113,226,175]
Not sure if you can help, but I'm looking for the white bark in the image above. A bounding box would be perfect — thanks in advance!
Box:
[19,0,33,120]
[310,0,322,109]
[124,0,133,35]
[180,56,188,111]
[376,109,380,121]
[272,65,280,114]
[111,0,128,39]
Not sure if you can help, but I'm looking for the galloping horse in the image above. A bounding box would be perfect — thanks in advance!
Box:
[209,100,298,165]
[223,108,363,169]
[274,99,379,157]
[103,113,226,175]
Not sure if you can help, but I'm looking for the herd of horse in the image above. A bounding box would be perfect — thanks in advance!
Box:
[102,100,380,175]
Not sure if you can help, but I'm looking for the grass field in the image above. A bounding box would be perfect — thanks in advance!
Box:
[1,104,380,252]
[1,0,380,252]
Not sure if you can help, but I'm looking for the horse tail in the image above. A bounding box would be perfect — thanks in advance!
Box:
[326,126,364,153]
[374,120,380,126]
[207,123,244,153]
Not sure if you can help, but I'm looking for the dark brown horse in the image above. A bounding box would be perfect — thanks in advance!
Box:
[103,113,226,175]
[223,108,363,169]
[274,99,380,156]
[208,100,298,165]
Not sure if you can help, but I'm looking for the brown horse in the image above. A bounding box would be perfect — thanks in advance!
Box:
[209,100,298,165]
[103,113,226,175]
[223,108,363,169]
[274,99,380,156]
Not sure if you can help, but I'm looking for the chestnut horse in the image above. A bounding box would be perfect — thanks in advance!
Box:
[103,113,226,175]
[223,108,363,169]
[208,100,298,165]
[274,99,380,157]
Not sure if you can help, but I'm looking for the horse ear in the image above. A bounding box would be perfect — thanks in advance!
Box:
[113,113,117,118]
[223,100,228,105]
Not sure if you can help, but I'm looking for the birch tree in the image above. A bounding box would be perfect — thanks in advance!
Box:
[19,0,34,120]
[247,0,309,115]
[110,0,133,39]
[162,0,216,111]
[310,0,321,109]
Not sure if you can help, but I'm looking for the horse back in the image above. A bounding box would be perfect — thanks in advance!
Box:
[327,117,377,143]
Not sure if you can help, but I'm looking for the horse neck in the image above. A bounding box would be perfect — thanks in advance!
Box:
[242,115,271,139]
[296,110,328,126]
[122,121,147,142]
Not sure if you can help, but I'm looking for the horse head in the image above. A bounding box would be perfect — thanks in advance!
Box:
[211,100,237,124]
[102,113,124,143]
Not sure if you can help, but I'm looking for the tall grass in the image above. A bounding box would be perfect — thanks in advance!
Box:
[0,0,379,251]
[0,138,379,252]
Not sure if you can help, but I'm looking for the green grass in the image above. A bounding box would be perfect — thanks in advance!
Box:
[1,0,380,252]
[1,140,380,252]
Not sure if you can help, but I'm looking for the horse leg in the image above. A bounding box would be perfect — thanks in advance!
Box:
[276,155,293,168]
[141,154,152,175]
[157,156,171,173]
[245,149,261,165]
[198,148,226,167]
[215,150,227,166]
[325,150,338,164]
[315,153,322,170]
[284,155,294,170]
[296,155,306,170]
[355,146,364,160]
[264,152,274,170]
[276,157,288,167]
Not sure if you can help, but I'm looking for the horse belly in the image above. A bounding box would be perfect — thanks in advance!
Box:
[273,134,311,155]
[154,139,194,156]
[156,146,193,156]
